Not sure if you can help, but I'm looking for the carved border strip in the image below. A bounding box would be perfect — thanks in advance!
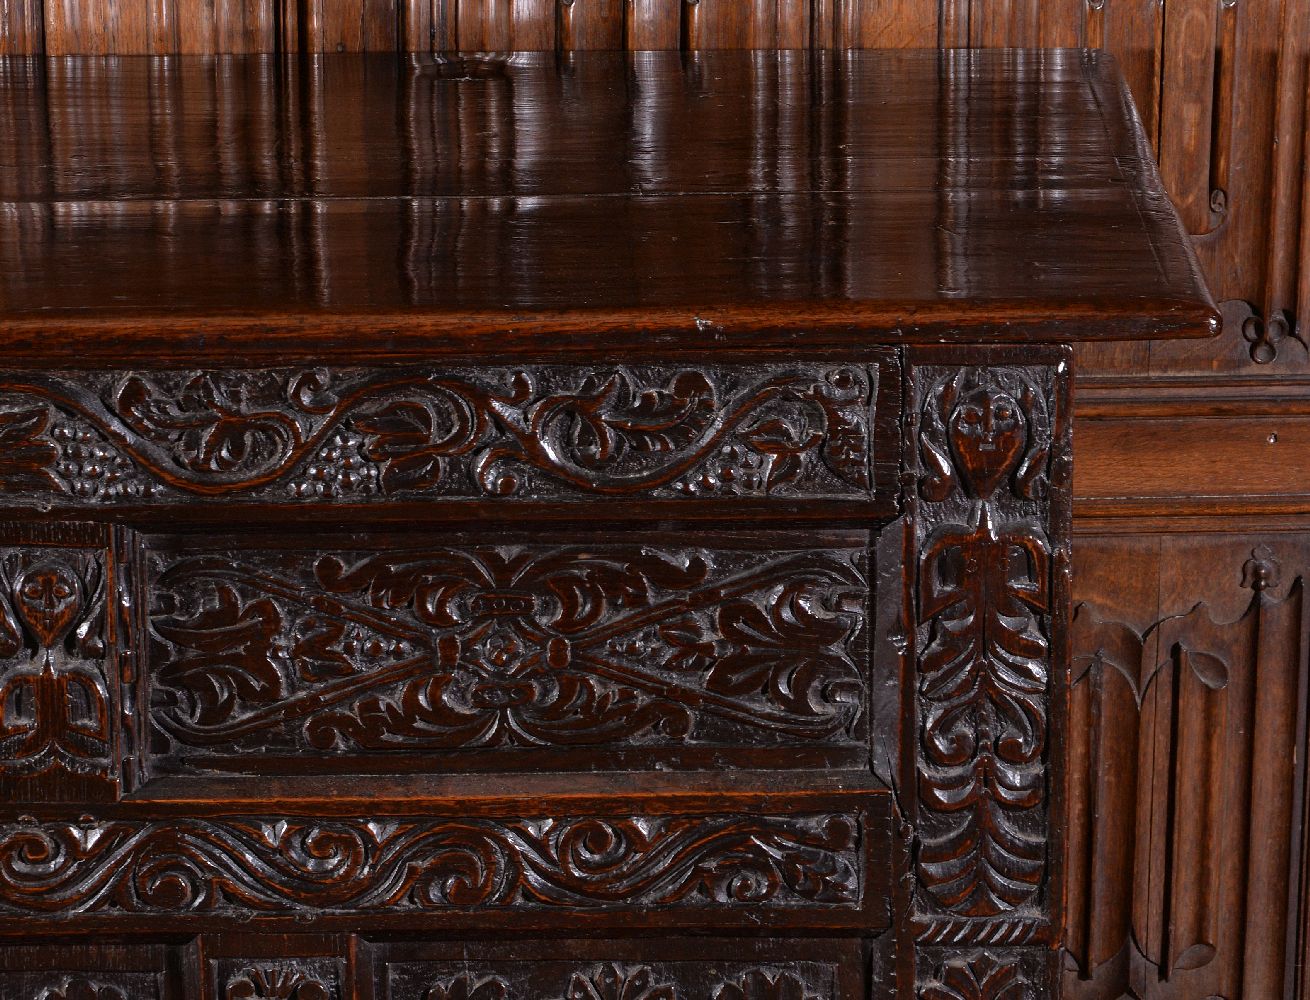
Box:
[905,348,1072,999]
[0,364,884,504]
[0,811,866,920]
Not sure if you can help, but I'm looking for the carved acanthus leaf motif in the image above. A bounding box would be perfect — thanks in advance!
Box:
[36,980,127,1000]
[713,970,821,1000]
[558,966,677,1000]
[424,976,508,1000]
[225,966,331,1000]
[0,813,861,916]
[0,365,876,503]
[919,954,1028,1000]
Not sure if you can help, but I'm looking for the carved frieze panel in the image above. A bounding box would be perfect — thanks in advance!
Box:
[0,532,127,801]
[142,533,869,774]
[0,364,885,505]
[906,351,1071,998]
[0,810,870,923]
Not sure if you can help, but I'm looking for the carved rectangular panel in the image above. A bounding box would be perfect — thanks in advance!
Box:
[368,938,867,1000]
[905,347,1072,997]
[139,530,871,780]
[0,522,128,804]
[0,799,887,931]
[0,363,887,509]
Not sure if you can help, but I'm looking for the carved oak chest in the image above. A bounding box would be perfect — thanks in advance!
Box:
[0,48,1215,1000]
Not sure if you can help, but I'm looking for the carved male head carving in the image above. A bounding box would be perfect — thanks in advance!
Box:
[947,385,1027,500]
[13,560,83,650]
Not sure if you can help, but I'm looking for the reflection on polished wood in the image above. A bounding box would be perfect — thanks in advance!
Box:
[0,49,1214,364]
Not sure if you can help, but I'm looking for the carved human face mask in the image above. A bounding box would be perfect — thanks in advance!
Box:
[948,385,1026,499]
[14,561,83,650]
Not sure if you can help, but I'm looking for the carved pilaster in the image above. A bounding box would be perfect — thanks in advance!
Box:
[906,348,1072,998]
[0,523,130,802]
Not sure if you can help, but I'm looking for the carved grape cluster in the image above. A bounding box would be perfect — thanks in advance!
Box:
[49,420,156,500]
[287,429,382,498]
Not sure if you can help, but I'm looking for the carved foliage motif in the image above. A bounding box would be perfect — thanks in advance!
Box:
[912,366,1057,922]
[386,963,834,1000]
[34,981,128,1000]
[145,539,867,760]
[918,954,1030,1000]
[0,365,876,503]
[224,964,335,1000]
[0,548,112,782]
[0,812,861,916]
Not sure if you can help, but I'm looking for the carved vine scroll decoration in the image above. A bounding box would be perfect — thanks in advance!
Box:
[0,550,111,781]
[913,367,1055,921]
[0,365,875,502]
[0,812,861,916]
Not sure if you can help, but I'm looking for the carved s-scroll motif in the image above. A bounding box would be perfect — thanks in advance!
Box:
[0,812,861,917]
[0,365,877,503]
[0,549,112,784]
[912,366,1057,923]
[145,539,867,764]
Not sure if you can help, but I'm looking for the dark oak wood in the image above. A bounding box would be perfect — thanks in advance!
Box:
[0,49,1215,363]
[7,1,1309,998]
[0,47,1210,1000]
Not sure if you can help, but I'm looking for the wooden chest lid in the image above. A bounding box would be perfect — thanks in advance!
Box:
[0,47,1217,363]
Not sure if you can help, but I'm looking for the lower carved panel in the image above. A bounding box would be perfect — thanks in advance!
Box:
[0,808,878,927]
[370,938,865,1000]
[916,948,1048,1000]
[0,942,180,1000]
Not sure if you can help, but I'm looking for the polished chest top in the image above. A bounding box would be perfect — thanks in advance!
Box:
[0,49,1212,1000]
